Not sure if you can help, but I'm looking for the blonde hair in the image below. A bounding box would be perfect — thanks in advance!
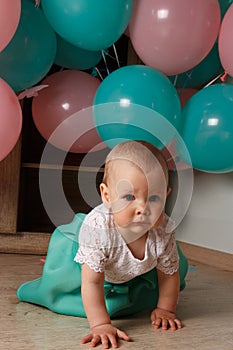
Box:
[102,140,169,185]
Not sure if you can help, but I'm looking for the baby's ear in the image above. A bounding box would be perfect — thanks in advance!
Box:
[100,183,111,206]
[167,187,172,197]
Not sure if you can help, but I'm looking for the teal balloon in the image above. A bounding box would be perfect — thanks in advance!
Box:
[55,35,102,70]
[0,0,56,92]
[180,84,233,173]
[93,65,181,149]
[93,103,180,150]
[169,42,223,88]
[218,0,233,18]
[41,0,133,51]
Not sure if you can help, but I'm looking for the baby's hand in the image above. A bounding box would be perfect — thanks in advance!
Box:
[150,307,182,331]
[80,323,131,349]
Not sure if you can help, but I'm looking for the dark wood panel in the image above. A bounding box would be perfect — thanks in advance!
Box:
[17,167,103,233]
[0,139,21,233]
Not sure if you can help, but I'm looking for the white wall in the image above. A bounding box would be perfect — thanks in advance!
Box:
[176,171,233,254]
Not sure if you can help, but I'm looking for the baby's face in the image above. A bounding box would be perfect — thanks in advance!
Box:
[102,160,168,243]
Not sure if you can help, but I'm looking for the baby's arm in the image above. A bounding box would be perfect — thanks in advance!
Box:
[151,270,182,330]
[80,263,131,348]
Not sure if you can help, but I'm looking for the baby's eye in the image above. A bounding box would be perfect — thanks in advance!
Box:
[123,194,135,201]
[149,195,160,202]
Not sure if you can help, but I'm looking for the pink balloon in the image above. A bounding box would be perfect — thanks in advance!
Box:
[0,78,22,161]
[129,0,221,76]
[32,70,104,153]
[219,4,233,77]
[0,0,21,52]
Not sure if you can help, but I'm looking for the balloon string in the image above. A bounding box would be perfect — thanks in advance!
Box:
[112,44,120,68]
[203,71,225,88]
[93,67,104,81]
[173,75,178,87]
[103,50,121,66]
[179,70,193,96]
[101,50,110,75]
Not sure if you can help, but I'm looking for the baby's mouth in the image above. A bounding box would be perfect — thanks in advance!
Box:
[132,219,150,225]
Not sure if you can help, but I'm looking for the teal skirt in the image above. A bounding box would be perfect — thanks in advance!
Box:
[17,213,188,318]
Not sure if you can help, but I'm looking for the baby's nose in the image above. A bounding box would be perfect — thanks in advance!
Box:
[136,201,150,215]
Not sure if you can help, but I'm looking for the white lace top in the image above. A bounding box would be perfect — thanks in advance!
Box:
[74,204,179,283]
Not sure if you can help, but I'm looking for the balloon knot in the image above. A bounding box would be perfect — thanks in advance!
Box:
[220,71,228,82]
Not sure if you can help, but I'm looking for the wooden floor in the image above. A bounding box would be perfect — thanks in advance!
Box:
[1,253,233,350]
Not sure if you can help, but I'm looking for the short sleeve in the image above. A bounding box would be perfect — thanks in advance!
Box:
[74,245,107,273]
[74,206,110,273]
[156,230,179,275]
